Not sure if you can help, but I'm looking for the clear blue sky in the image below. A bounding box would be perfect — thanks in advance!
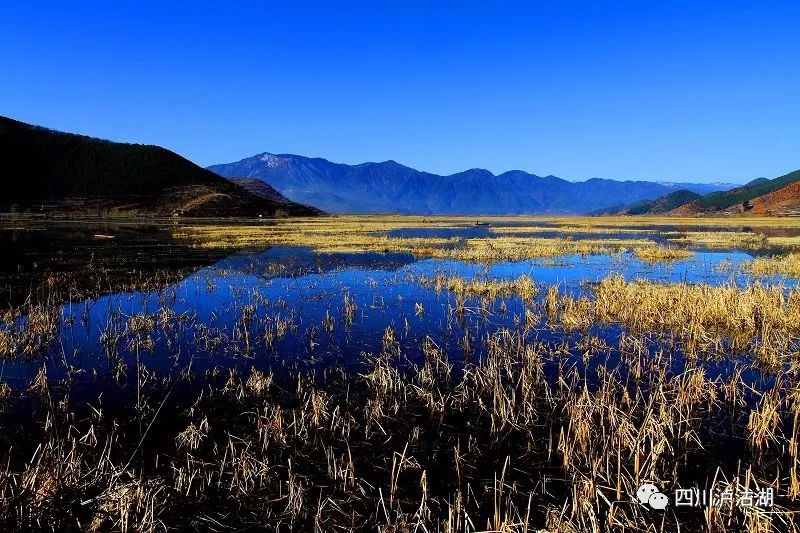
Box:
[2,1,798,183]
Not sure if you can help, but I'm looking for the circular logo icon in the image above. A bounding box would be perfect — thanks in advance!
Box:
[637,483,668,510]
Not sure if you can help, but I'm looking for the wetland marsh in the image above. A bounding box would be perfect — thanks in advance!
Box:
[1,215,800,532]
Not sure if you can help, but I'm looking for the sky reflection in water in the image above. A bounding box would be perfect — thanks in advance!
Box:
[2,244,791,405]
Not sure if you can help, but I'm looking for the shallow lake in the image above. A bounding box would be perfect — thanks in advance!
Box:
[1,228,792,398]
[2,220,799,530]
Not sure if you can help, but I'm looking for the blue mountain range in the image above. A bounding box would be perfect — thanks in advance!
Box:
[209,152,735,215]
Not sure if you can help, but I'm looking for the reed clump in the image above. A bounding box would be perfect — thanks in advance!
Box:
[491,274,800,362]
[423,271,800,362]
[667,231,770,250]
[418,273,539,301]
[0,282,66,358]
[749,253,800,277]
[633,245,693,262]
[589,276,800,358]
[424,236,653,262]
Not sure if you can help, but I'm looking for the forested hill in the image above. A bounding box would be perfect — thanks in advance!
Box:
[0,116,319,217]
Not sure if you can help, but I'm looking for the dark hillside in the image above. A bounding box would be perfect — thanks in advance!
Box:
[0,116,319,217]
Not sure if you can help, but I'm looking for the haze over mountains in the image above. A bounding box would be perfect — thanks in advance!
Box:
[209,153,735,215]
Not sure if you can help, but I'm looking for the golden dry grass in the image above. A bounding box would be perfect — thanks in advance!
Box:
[553,275,800,361]
[490,224,657,235]
[173,218,459,254]
[666,231,770,249]
[425,236,655,261]
[417,273,539,301]
[171,216,702,262]
[667,232,800,250]
[632,245,693,262]
[170,215,800,264]
[422,270,800,362]
[749,253,800,277]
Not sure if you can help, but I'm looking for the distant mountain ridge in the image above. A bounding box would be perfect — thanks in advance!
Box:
[208,152,735,215]
[689,169,800,213]
[600,169,800,216]
[0,117,319,217]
